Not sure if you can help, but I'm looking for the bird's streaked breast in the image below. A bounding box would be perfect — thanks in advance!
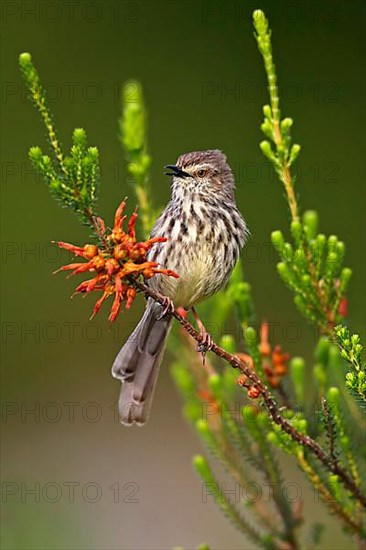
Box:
[148,193,247,308]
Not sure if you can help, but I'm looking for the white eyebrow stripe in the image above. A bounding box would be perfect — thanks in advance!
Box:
[185,163,212,172]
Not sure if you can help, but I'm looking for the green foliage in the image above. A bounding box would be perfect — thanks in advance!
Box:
[20,8,366,550]
[226,261,255,328]
[271,214,351,329]
[290,357,305,407]
[193,455,263,546]
[118,81,155,236]
[173,10,365,546]
[334,325,366,407]
[244,326,266,381]
[173,354,303,547]
[19,53,100,226]
[253,10,300,222]
[325,388,350,458]
[253,11,351,333]
[320,395,339,463]
[170,361,203,423]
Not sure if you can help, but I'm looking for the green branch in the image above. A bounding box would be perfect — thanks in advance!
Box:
[193,455,264,547]
[19,53,65,172]
[334,326,366,408]
[253,12,351,332]
[253,10,300,222]
[118,81,154,237]
[19,53,100,228]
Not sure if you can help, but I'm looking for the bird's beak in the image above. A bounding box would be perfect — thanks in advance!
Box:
[164,165,190,178]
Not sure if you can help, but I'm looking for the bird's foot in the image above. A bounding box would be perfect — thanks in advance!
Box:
[191,306,214,365]
[156,295,175,320]
[196,330,214,365]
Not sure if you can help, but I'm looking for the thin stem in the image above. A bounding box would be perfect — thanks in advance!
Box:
[132,278,366,510]
[297,453,364,536]
[281,166,299,223]
[216,430,282,540]
[36,93,65,173]
[255,425,300,547]
[253,12,299,222]
[321,397,338,464]
[19,54,66,174]
[135,185,151,238]
[194,455,264,546]
[303,243,334,331]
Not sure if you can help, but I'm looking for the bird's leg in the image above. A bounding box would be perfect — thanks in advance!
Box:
[156,294,175,320]
[191,307,214,364]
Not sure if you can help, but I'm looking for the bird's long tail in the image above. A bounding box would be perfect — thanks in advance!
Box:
[111,299,172,425]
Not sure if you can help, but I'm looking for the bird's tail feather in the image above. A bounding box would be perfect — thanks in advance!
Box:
[111,300,172,425]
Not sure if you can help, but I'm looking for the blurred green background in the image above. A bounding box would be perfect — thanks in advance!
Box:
[1,0,365,548]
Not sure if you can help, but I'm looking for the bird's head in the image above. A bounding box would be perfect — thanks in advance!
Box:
[165,149,235,201]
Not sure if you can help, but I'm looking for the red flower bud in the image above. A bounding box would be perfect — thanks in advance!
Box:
[83,244,98,259]
[247,386,260,399]
[338,297,348,318]
[105,258,119,275]
[237,375,248,387]
[92,255,106,271]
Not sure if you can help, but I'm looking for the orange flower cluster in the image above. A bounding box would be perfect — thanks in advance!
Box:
[237,321,290,398]
[54,199,179,321]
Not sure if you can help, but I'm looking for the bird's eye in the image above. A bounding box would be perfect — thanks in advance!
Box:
[196,169,207,178]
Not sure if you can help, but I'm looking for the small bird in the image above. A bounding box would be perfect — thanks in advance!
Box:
[112,150,248,425]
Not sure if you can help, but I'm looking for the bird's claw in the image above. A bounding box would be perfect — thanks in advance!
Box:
[196,331,214,365]
[157,296,174,320]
